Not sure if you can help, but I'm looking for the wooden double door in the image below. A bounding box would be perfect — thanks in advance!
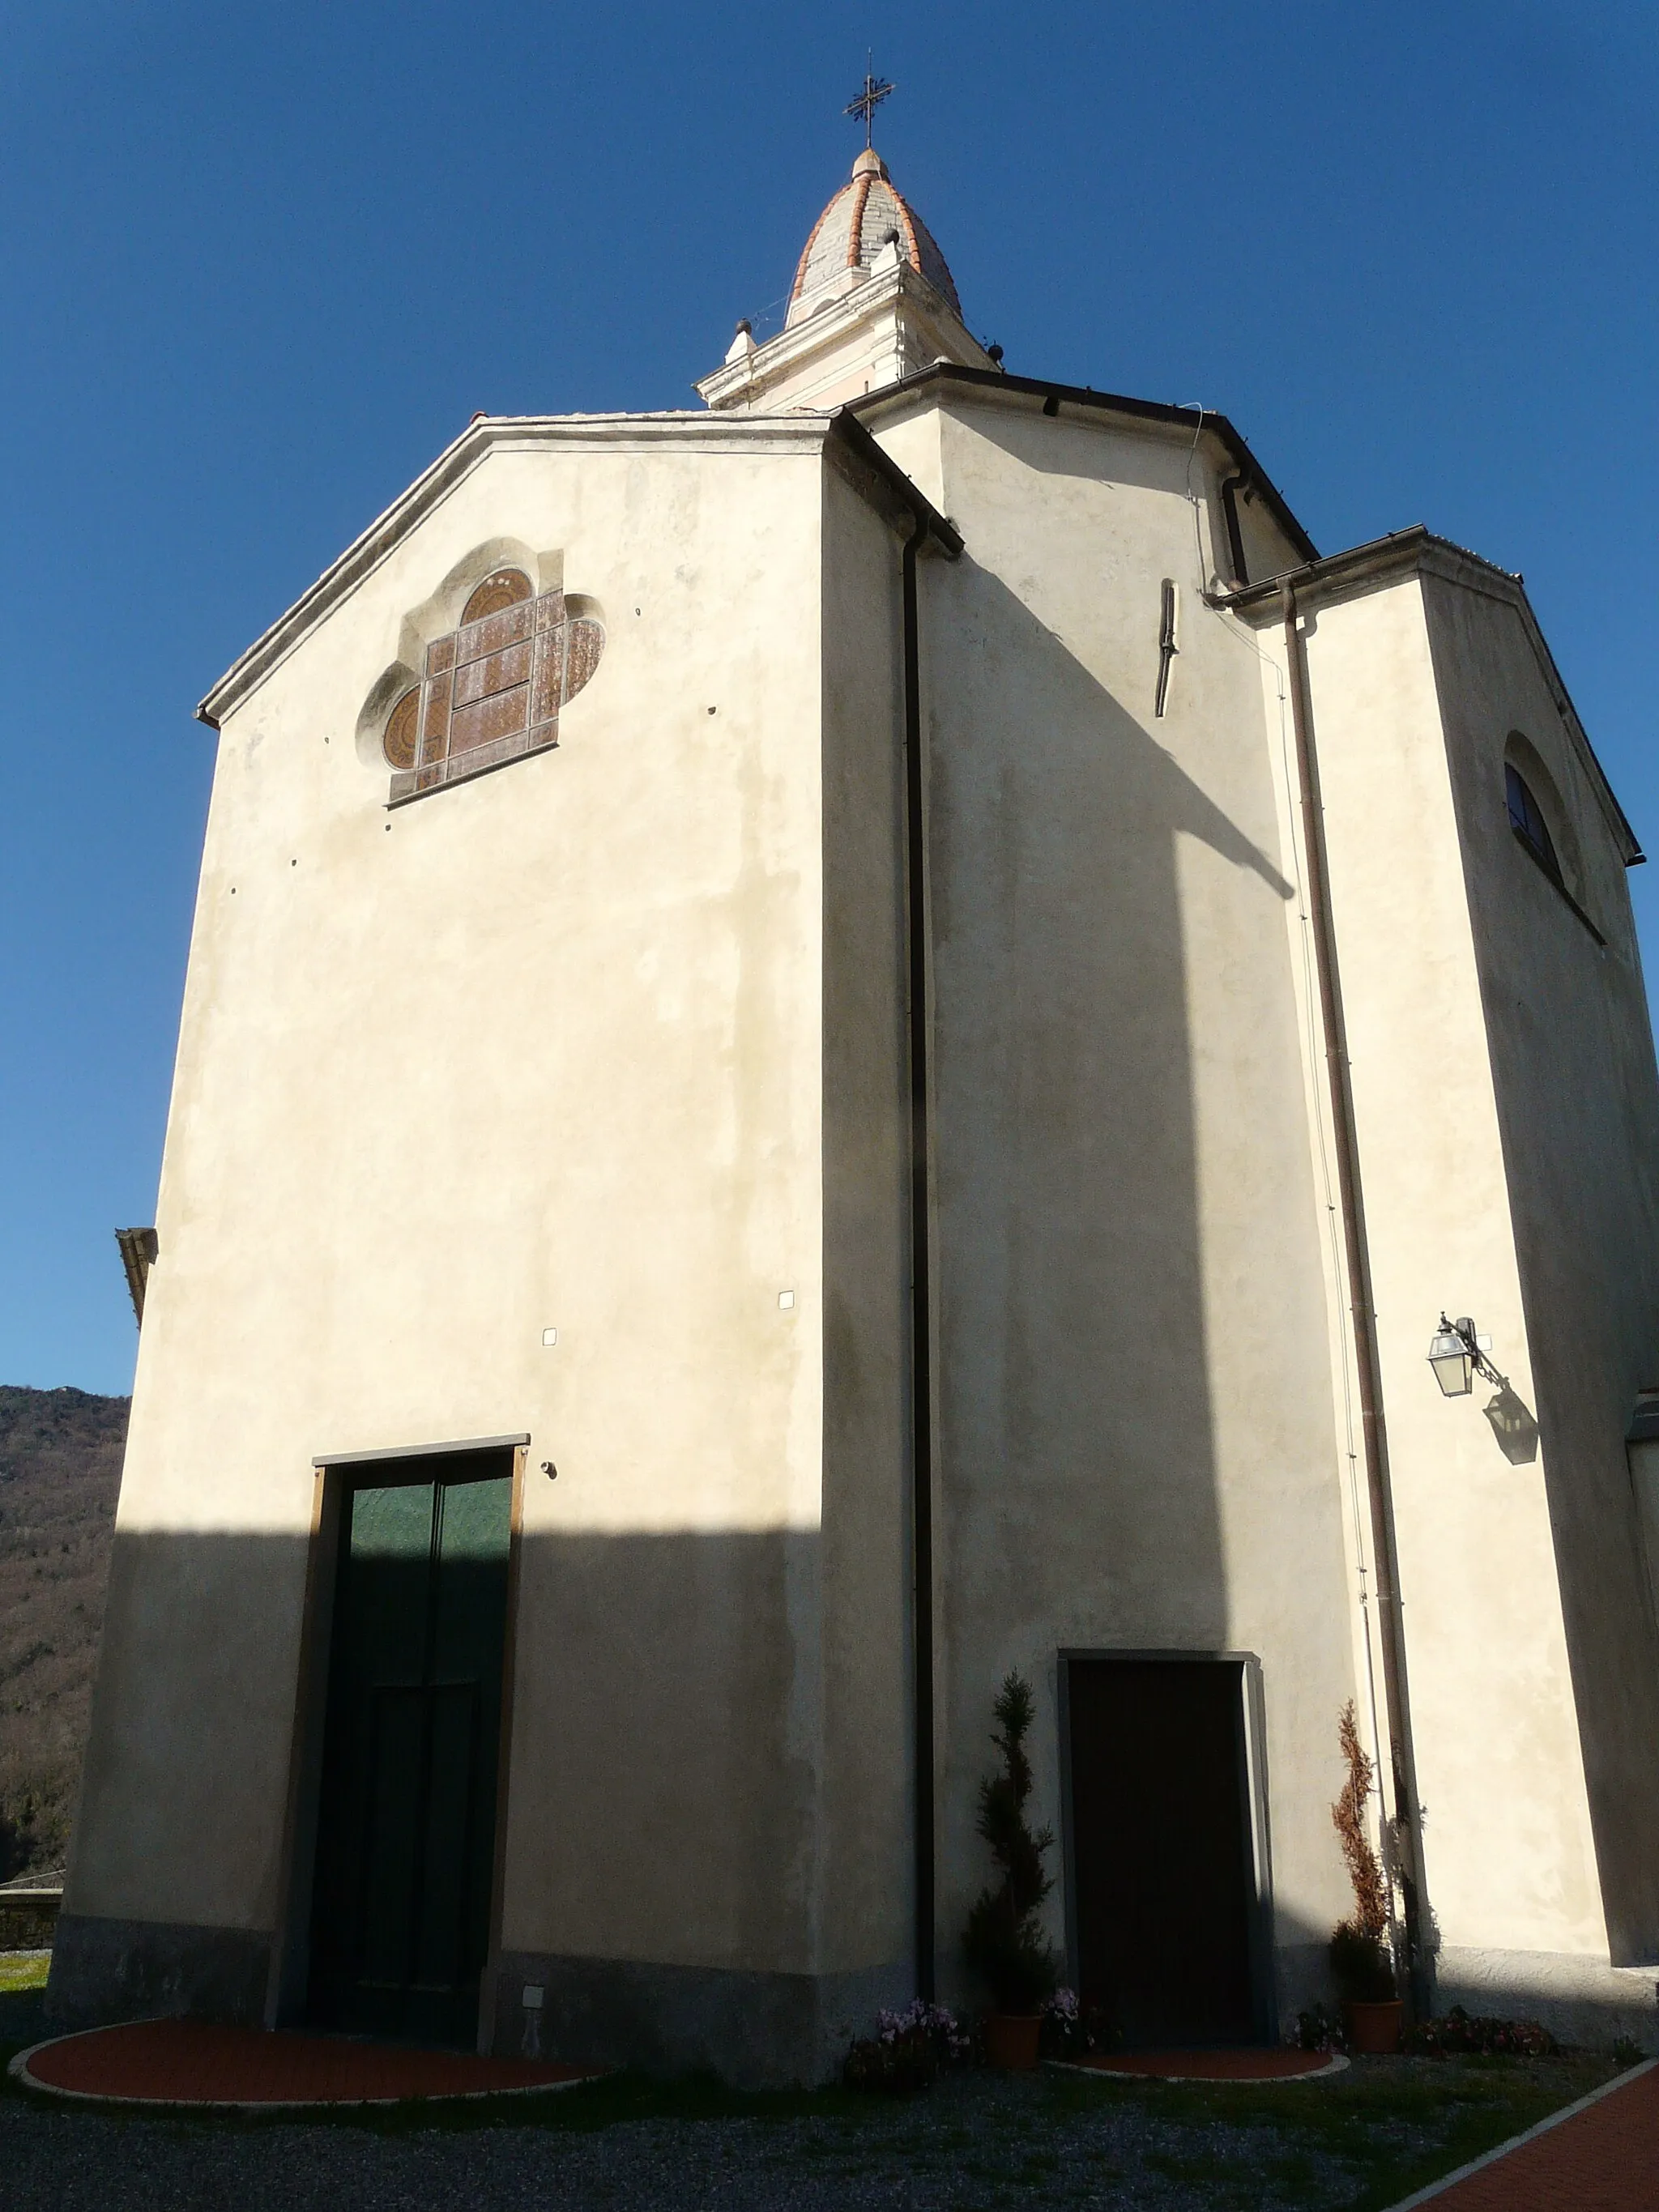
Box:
[1067,1656,1269,2048]
[306,1455,513,2045]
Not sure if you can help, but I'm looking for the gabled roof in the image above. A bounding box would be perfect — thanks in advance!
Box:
[1223,526,1643,866]
[196,411,957,731]
[855,367,1639,867]
[853,362,1321,567]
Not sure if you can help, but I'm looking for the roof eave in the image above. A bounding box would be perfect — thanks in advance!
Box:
[198,415,483,730]
[1222,528,1643,867]
[851,363,1320,566]
[826,410,962,556]
[198,411,912,731]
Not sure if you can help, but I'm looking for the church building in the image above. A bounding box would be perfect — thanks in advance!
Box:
[51,130,1659,2081]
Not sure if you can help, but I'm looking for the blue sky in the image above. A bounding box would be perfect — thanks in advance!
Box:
[2,1,1655,1394]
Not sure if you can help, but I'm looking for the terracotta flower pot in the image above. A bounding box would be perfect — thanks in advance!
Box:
[983,2012,1043,2070]
[1343,1998,1404,2054]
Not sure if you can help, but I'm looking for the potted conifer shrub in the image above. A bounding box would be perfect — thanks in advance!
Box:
[1329,1700,1403,2053]
[962,1671,1059,2069]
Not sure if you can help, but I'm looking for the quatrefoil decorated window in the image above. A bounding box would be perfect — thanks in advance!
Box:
[382,568,604,799]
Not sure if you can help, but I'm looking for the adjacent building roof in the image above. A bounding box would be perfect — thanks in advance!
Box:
[853,362,1322,567]
[1222,524,1644,865]
[788,148,962,326]
[853,367,1641,866]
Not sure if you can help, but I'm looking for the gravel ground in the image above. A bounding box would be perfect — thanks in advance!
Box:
[0,2074,1371,2212]
[0,2053,1615,2212]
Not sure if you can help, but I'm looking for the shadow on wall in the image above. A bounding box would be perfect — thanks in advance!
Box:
[42,1520,1659,2072]
[51,554,1336,2075]
[1484,1384,1541,1465]
[921,553,1320,1938]
[45,1521,906,2090]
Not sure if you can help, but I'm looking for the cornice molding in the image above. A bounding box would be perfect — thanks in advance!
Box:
[697,263,991,413]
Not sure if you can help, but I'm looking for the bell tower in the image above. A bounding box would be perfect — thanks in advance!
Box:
[697,140,994,413]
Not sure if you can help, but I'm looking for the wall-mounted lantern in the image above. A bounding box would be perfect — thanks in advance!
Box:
[1428,1315,1475,1396]
[1428,1313,1503,1398]
[1427,1312,1540,1464]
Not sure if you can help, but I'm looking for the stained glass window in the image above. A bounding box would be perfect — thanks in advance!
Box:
[461,568,534,624]
[382,687,420,771]
[386,574,604,800]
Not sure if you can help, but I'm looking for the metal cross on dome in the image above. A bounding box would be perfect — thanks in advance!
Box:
[844,60,894,147]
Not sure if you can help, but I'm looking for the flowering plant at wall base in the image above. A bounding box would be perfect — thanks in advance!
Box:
[1038,1986,1115,2061]
[1328,1701,1398,2005]
[879,2001,972,2065]
[841,2031,934,2094]
[842,2002,970,2093]
[1291,2002,1346,2053]
[962,1671,1060,2014]
[1403,2007,1560,2059]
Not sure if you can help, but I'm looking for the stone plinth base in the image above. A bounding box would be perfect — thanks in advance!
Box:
[490,1950,909,2086]
[45,1913,271,2033]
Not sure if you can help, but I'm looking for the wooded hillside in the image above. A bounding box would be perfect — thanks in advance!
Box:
[0,1385,126,1877]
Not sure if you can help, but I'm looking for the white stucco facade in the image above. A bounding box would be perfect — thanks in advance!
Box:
[53,149,1659,2076]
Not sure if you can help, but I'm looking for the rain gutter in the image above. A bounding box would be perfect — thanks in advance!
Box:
[1281,578,1431,2015]
[830,407,960,2001]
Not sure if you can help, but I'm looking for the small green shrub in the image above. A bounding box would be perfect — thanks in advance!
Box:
[1329,1920,1398,2004]
[962,1673,1060,2014]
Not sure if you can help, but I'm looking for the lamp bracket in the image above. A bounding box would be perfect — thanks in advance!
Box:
[1446,1313,1508,1392]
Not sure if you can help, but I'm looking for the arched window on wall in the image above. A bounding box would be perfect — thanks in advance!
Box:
[1506,761,1563,889]
[380,566,604,798]
[1503,748,1606,946]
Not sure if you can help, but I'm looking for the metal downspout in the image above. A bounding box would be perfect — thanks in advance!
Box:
[902,513,937,2002]
[1281,580,1431,2015]
[1220,472,1251,587]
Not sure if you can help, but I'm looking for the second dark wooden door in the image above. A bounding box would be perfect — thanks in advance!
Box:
[1068,1657,1260,2047]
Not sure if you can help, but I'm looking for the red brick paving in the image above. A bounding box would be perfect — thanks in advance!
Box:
[12,2018,601,2106]
[1062,2046,1342,2081]
[1390,2058,1659,2210]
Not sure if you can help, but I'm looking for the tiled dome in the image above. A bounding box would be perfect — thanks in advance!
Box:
[786,148,962,327]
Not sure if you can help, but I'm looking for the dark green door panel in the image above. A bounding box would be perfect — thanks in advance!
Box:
[306,1455,512,2045]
